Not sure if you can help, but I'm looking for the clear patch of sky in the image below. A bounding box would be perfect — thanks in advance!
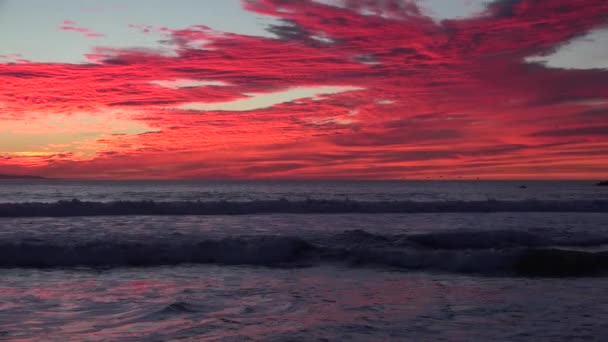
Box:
[0,0,277,63]
[0,112,154,158]
[526,28,608,70]
[151,79,230,89]
[416,0,489,20]
[180,86,363,112]
[312,0,490,20]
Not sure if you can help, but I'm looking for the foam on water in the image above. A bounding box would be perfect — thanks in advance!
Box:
[0,198,606,217]
[2,229,608,276]
[2,265,607,341]
[0,180,606,339]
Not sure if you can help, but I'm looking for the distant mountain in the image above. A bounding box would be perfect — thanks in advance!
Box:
[0,174,47,180]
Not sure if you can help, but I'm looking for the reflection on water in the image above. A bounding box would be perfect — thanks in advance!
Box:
[0,180,605,203]
[1,265,607,341]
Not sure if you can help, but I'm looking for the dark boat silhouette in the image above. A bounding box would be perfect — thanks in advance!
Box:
[597,181,608,186]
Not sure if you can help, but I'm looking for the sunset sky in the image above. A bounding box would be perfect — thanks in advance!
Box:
[1,0,607,179]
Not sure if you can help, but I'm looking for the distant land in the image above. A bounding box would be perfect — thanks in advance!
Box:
[0,174,47,180]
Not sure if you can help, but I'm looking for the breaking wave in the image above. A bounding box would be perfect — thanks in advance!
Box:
[0,198,607,217]
[2,229,608,277]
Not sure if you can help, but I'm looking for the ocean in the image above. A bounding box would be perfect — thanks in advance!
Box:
[1,180,607,341]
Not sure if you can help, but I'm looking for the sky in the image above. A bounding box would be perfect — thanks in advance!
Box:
[0,0,607,180]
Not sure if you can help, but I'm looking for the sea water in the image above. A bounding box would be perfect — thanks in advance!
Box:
[0,180,607,341]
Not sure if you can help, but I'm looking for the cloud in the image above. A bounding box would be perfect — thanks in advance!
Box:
[1,0,608,179]
[59,20,105,38]
[531,126,608,137]
[579,108,608,117]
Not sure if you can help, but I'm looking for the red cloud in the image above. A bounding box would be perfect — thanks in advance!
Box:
[1,0,607,179]
[59,20,105,38]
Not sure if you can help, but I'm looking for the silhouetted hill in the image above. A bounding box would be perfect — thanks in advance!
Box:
[597,181,608,186]
[0,174,47,180]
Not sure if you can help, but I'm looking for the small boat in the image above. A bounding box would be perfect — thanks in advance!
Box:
[596,181,608,186]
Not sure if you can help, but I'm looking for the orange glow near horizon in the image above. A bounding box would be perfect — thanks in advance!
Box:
[1,0,607,180]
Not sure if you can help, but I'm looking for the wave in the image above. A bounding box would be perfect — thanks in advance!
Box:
[156,302,203,315]
[2,230,608,277]
[0,198,607,217]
